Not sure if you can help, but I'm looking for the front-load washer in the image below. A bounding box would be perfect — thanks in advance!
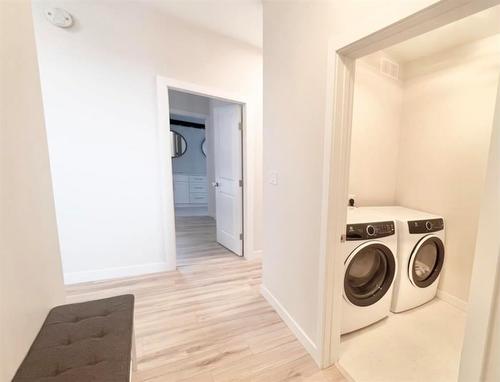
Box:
[342,207,398,334]
[368,206,445,313]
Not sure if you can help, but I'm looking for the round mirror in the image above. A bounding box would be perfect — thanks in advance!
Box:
[201,139,207,157]
[171,131,187,158]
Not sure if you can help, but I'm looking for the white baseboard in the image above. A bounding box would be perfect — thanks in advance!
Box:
[437,289,468,312]
[336,362,356,382]
[252,250,263,259]
[174,206,209,217]
[260,285,319,365]
[242,249,262,261]
[64,262,171,285]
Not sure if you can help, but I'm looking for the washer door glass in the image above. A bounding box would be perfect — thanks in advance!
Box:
[344,243,396,307]
[410,236,445,288]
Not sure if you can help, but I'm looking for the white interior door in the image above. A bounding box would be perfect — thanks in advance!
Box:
[213,103,243,256]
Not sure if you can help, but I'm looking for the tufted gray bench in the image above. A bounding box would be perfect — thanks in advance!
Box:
[13,294,136,382]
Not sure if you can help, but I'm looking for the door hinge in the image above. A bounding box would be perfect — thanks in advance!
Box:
[340,234,346,243]
[239,233,243,240]
[238,122,242,131]
[239,179,243,187]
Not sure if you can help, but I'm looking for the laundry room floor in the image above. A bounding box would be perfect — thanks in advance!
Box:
[339,299,466,382]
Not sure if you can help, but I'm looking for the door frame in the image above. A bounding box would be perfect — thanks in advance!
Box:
[317,0,500,378]
[156,76,254,269]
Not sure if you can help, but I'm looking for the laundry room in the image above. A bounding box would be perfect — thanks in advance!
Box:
[339,5,500,382]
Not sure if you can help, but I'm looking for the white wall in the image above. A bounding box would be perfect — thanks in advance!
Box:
[32,1,262,283]
[349,59,403,206]
[262,0,437,361]
[0,1,65,379]
[485,279,500,381]
[396,35,500,302]
[482,82,500,382]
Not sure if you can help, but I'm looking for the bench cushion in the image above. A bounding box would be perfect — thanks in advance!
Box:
[13,294,134,382]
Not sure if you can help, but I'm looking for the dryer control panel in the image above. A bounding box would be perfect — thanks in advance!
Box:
[346,221,395,241]
[408,218,444,234]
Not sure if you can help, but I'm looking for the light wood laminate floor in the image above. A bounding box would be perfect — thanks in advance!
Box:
[66,216,345,382]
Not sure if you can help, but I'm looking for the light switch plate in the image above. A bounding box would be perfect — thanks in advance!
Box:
[269,172,278,185]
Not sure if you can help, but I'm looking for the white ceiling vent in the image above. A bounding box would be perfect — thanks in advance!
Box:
[379,57,400,80]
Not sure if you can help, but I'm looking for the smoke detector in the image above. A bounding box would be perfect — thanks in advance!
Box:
[379,57,399,80]
[44,8,73,28]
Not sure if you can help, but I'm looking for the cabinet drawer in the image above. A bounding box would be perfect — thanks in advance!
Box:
[173,174,189,182]
[189,182,208,193]
[189,193,208,204]
[190,175,207,183]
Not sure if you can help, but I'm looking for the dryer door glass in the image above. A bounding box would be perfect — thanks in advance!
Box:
[345,243,396,307]
[410,236,445,288]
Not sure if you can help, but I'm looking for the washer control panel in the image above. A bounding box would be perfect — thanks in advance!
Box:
[346,221,395,241]
[408,218,444,234]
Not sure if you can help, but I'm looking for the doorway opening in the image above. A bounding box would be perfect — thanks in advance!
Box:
[156,77,251,272]
[319,1,500,381]
[169,89,244,266]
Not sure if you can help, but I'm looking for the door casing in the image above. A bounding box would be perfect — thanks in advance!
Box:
[156,76,257,269]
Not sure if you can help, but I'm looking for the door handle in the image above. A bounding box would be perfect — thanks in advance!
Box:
[212,182,219,188]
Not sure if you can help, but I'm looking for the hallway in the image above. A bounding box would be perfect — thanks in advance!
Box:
[65,216,345,381]
[175,216,231,267]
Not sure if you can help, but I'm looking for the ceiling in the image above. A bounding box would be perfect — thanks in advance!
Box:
[148,0,262,49]
[384,5,500,63]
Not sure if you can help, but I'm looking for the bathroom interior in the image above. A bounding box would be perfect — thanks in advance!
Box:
[169,88,245,261]
[169,90,211,218]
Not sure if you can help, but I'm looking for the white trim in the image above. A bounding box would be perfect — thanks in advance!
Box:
[318,51,356,368]
[336,0,500,59]
[335,362,356,382]
[174,206,209,217]
[160,77,247,104]
[260,285,320,365]
[169,107,209,121]
[63,262,169,285]
[156,78,177,271]
[318,0,500,372]
[156,76,257,262]
[252,249,263,259]
[437,290,468,312]
[460,77,500,379]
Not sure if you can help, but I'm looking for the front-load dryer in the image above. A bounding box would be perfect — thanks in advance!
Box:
[342,207,398,334]
[368,206,445,313]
